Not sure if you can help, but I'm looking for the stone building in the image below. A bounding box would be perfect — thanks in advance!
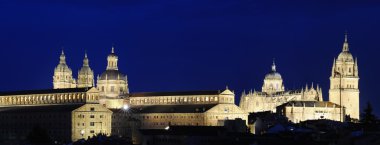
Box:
[276,101,344,123]
[0,88,112,142]
[239,61,322,113]
[129,89,248,129]
[329,34,360,120]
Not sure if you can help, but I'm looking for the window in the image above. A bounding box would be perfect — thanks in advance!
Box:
[111,86,115,92]
[90,130,95,133]
[90,107,95,111]
[101,86,104,91]
[90,115,95,118]
[100,115,104,118]
[90,122,95,126]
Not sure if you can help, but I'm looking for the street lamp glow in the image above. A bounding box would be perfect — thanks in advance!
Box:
[123,104,129,110]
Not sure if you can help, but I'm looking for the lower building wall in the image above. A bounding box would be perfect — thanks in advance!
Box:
[281,106,344,123]
[71,104,112,141]
[134,113,205,129]
[0,108,73,144]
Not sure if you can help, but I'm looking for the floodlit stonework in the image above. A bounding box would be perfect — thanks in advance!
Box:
[240,34,360,123]
[96,47,129,99]
[329,34,360,120]
[71,103,112,141]
[53,50,77,89]
[78,52,95,88]
[0,34,362,143]
[276,101,344,123]
[129,89,248,129]
[239,61,323,113]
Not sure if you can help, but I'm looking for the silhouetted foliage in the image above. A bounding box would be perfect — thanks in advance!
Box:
[73,133,132,145]
[360,102,378,131]
[361,102,377,124]
[26,125,52,145]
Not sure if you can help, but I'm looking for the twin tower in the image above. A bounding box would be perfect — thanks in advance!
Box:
[53,47,129,98]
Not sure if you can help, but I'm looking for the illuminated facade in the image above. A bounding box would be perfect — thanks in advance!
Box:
[0,34,362,143]
[53,50,77,89]
[329,34,360,120]
[239,61,323,113]
[0,88,112,142]
[129,89,248,129]
[240,34,360,123]
[276,101,344,123]
[78,52,95,88]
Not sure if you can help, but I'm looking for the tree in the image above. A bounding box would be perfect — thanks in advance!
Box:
[361,102,377,124]
[360,102,378,132]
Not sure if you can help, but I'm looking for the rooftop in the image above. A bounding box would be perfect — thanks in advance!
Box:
[130,104,217,113]
[0,88,93,96]
[0,104,84,113]
[278,101,342,108]
[130,90,222,97]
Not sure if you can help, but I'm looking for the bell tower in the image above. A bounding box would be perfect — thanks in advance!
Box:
[329,33,360,120]
[53,50,77,89]
[78,52,95,88]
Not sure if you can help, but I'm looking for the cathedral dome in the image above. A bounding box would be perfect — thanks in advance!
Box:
[99,70,126,81]
[337,33,353,62]
[78,53,93,75]
[264,61,282,80]
[55,63,72,72]
[79,66,92,75]
[265,71,282,80]
[55,51,72,73]
[337,51,353,61]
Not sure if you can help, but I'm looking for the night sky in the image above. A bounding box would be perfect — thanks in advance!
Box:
[0,0,379,116]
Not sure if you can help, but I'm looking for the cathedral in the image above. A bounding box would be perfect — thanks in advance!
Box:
[239,61,323,113]
[239,33,360,122]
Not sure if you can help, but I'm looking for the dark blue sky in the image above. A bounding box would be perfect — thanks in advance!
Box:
[0,0,379,116]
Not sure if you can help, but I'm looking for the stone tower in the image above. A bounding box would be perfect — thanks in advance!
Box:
[78,52,95,88]
[262,60,285,94]
[53,50,77,89]
[329,33,359,120]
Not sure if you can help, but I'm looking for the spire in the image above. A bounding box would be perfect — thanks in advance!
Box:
[271,58,276,72]
[83,51,89,67]
[59,49,66,64]
[332,58,336,76]
[107,46,118,70]
[342,31,349,52]
[354,57,359,76]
